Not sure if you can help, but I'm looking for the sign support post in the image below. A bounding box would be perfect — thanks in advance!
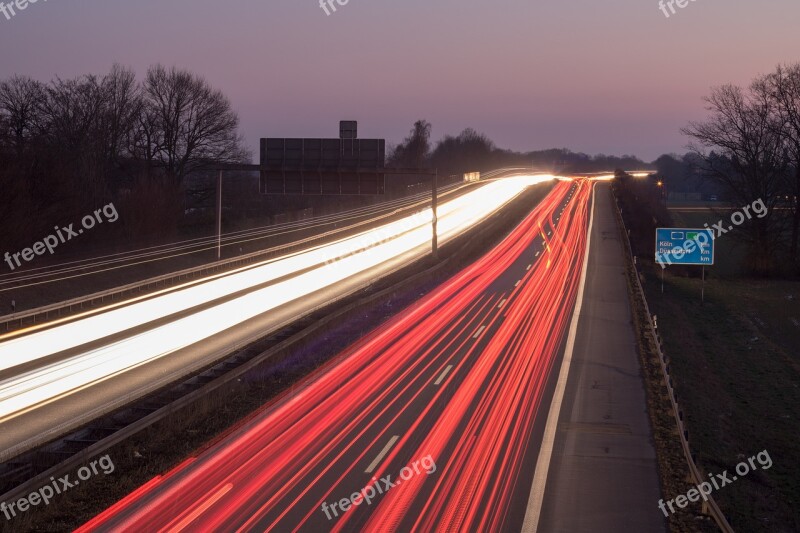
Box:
[217,170,223,260]
[701,266,705,305]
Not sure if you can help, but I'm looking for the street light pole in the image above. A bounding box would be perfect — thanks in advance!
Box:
[432,169,438,260]
[217,170,223,260]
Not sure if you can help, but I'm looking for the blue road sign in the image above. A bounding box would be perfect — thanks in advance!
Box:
[655,228,715,266]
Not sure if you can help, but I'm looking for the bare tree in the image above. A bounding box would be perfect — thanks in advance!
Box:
[0,76,45,248]
[0,76,44,158]
[138,65,249,186]
[98,64,141,171]
[682,84,790,274]
[753,64,800,263]
[387,120,431,168]
[37,75,110,204]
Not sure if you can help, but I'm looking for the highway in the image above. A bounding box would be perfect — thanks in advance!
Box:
[77,179,593,532]
[0,175,556,461]
[0,181,469,296]
[0,171,541,298]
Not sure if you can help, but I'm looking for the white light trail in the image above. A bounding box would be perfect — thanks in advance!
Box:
[0,175,556,421]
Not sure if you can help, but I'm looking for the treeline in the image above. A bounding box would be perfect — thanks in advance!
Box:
[0,64,250,252]
[613,64,800,276]
[386,120,648,189]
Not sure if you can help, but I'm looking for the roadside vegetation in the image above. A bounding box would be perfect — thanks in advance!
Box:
[614,62,800,533]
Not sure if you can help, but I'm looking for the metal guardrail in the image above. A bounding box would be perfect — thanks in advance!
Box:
[0,232,327,331]
[0,186,459,332]
[611,189,734,533]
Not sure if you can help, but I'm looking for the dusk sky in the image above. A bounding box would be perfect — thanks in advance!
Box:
[1,0,798,161]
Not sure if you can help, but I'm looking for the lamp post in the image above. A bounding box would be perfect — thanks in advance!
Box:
[217,170,223,260]
[432,169,438,260]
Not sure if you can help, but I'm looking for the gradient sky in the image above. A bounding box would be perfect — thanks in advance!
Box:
[1,0,798,161]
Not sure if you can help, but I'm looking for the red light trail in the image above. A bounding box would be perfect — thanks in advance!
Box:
[78,179,593,533]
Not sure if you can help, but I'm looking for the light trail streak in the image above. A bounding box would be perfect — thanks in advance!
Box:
[77,179,593,532]
[0,176,556,424]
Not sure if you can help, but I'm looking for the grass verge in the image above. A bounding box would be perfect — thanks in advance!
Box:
[642,273,800,532]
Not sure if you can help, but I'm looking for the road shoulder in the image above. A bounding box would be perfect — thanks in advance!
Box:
[535,183,665,533]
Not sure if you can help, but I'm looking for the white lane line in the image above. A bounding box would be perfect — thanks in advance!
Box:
[535,251,541,257]
[473,325,486,339]
[526,264,532,271]
[498,299,507,309]
[521,183,597,533]
[515,280,521,287]
[434,365,454,386]
[365,435,400,474]
[166,483,233,533]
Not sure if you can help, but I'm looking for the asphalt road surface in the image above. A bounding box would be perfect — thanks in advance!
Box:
[77,180,664,532]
